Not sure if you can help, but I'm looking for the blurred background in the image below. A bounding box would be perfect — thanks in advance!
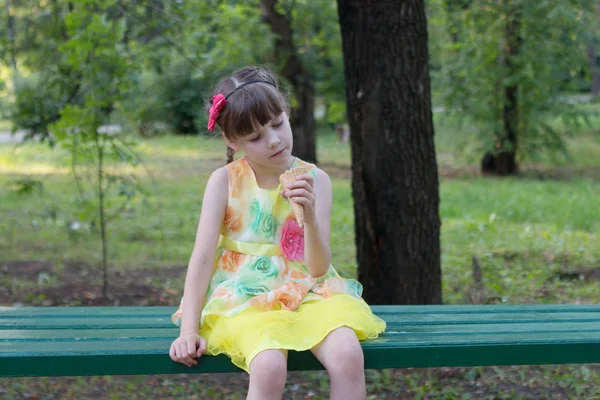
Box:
[1,0,599,398]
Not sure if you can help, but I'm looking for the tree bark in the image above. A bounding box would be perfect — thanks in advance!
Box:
[590,2,600,98]
[5,0,17,70]
[498,3,521,175]
[589,43,600,98]
[259,0,317,163]
[483,2,520,176]
[336,0,441,304]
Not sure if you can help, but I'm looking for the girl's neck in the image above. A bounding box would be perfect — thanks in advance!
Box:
[244,156,296,190]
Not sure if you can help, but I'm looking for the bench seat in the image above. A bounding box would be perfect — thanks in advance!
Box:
[2,304,600,377]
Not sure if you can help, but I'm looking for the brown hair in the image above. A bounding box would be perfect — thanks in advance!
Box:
[206,66,290,163]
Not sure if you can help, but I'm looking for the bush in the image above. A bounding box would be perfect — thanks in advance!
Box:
[128,62,216,136]
[7,73,82,140]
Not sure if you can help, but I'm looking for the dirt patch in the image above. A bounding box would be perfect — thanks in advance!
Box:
[319,163,352,179]
[0,260,186,307]
[520,165,600,182]
[550,267,600,283]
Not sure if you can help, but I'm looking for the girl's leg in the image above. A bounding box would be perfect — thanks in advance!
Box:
[247,349,288,400]
[310,327,366,400]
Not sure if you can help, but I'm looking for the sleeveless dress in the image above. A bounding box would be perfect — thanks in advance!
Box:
[172,157,386,372]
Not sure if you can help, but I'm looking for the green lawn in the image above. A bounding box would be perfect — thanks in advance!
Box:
[1,107,599,398]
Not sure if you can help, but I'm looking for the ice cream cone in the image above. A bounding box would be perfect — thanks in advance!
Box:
[279,167,307,227]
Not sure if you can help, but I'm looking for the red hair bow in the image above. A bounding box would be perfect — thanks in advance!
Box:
[207,94,227,131]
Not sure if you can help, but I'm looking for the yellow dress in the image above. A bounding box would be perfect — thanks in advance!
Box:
[172,157,386,372]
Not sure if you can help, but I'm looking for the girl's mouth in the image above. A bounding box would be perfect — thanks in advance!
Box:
[270,148,286,158]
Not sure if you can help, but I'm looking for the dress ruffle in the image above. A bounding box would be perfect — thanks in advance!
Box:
[198,294,386,372]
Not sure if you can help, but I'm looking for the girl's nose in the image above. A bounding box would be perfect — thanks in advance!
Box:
[267,129,280,149]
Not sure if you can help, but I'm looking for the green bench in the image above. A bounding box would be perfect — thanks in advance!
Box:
[2,304,600,377]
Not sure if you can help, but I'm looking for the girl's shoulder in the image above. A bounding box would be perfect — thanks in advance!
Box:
[206,166,229,191]
[200,166,229,210]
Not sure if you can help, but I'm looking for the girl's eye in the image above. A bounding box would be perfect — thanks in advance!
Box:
[250,135,261,142]
[273,121,283,128]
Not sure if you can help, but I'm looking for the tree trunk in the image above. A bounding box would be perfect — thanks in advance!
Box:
[589,43,600,98]
[94,127,109,298]
[259,0,317,163]
[483,2,520,176]
[5,0,17,70]
[443,0,473,44]
[336,0,441,305]
[499,3,521,175]
[590,2,600,98]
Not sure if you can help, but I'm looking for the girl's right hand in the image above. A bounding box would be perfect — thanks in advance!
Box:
[169,334,207,367]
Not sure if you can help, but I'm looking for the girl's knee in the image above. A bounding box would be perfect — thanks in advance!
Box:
[249,350,288,389]
[325,331,365,378]
[333,343,364,375]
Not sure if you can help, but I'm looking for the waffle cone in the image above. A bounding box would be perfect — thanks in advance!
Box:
[279,167,307,227]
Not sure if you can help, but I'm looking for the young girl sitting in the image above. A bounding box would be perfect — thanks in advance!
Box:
[169,66,386,400]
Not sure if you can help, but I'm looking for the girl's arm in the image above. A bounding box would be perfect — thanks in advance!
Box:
[180,167,229,335]
[285,168,333,277]
[170,167,228,367]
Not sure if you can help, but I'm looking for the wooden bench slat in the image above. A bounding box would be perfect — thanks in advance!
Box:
[4,312,600,330]
[3,304,600,317]
[4,329,600,354]
[3,320,600,341]
[371,304,600,314]
[385,323,600,334]
[379,313,600,324]
[3,342,600,377]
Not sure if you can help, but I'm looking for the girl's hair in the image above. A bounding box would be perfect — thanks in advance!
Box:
[206,66,290,163]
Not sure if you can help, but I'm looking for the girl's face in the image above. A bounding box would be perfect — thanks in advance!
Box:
[228,112,293,167]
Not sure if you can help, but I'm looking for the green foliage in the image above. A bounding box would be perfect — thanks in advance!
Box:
[41,0,151,294]
[7,73,67,141]
[283,0,346,123]
[126,62,214,135]
[117,0,274,135]
[3,0,598,151]
[436,0,599,161]
[7,178,44,196]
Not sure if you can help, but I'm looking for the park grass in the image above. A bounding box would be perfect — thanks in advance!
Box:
[0,119,12,131]
[1,105,599,398]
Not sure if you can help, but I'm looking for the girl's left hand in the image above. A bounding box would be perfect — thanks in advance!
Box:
[281,174,316,226]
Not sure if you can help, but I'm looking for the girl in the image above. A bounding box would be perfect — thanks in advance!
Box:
[169,66,386,400]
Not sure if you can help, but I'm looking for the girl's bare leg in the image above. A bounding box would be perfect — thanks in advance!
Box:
[247,349,288,400]
[311,327,366,400]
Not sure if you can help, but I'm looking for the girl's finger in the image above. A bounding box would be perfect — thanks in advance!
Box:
[169,344,177,362]
[186,340,198,360]
[178,343,195,367]
[288,179,312,187]
[290,197,313,206]
[197,338,207,356]
[296,174,313,184]
[174,343,184,362]
[286,176,313,189]
[285,189,312,199]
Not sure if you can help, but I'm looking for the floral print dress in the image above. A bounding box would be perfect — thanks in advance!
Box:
[171,157,386,372]
[173,157,363,326]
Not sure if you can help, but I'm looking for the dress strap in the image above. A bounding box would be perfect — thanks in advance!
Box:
[219,235,283,257]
